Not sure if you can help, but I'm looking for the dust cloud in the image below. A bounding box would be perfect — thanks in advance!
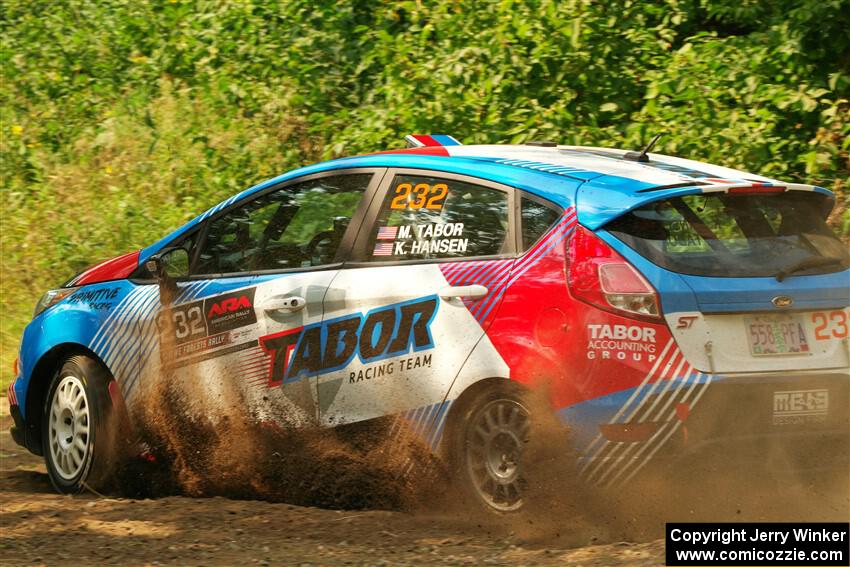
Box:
[117,372,445,510]
[110,306,445,511]
[105,320,846,548]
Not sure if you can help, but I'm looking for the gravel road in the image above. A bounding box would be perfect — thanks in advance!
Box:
[2,398,845,567]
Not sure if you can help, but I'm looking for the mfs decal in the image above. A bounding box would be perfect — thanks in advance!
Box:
[260,295,439,386]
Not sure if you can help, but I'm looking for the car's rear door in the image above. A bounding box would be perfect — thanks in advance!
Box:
[141,169,384,427]
[316,169,518,436]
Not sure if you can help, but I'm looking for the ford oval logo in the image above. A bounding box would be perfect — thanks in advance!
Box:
[772,295,794,308]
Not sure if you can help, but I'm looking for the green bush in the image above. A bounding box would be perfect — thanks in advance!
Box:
[1,0,848,390]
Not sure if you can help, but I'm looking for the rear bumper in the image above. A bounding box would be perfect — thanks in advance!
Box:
[580,370,849,485]
[667,429,848,473]
[651,371,849,472]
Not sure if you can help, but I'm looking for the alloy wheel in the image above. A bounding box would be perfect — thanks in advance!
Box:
[48,375,91,480]
[465,398,530,512]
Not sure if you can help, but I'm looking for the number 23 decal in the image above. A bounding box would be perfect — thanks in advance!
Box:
[390,183,448,210]
[812,310,849,340]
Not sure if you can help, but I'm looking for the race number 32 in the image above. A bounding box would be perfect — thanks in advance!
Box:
[173,305,205,340]
[390,183,448,210]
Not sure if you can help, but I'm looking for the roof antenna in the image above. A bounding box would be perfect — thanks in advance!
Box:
[624,133,663,163]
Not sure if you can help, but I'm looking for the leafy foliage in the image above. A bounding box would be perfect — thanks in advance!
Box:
[1,0,848,387]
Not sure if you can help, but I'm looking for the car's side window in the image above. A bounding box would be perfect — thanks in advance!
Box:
[194,173,372,275]
[365,173,510,262]
[520,196,561,251]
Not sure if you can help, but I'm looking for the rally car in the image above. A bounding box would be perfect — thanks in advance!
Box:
[9,135,850,511]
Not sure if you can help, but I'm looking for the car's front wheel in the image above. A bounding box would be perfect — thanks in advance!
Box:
[42,355,124,494]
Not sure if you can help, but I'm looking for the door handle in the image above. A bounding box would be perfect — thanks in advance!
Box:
[261,295,307,313]
[439,285,488,301]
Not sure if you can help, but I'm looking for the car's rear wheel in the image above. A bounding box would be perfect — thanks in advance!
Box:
[448,385,533,513]
[467,397,530,511]
[42,355,124,494]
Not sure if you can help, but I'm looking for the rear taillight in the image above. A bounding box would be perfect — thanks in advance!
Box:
[567,226,661,320]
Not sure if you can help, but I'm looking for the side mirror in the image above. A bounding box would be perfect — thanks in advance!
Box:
[146,248,190,278]
[146,247,189,304]
[161,247,190,278]
[144,256,163,279]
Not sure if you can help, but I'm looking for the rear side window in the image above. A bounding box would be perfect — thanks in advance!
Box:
[365,174,510,261]
[606,192,849,277]
[520,196,561,250]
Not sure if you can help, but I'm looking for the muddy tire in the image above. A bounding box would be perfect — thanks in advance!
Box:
[42,355,125,494]
[446,382,579,516]
[445,384,535,514]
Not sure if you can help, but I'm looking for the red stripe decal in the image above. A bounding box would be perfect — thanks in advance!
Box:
[411,134,440,146]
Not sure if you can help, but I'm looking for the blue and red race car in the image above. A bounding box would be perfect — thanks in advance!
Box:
[9,135,849,511]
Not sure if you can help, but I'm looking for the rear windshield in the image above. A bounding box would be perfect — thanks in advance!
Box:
[606,192,849,278]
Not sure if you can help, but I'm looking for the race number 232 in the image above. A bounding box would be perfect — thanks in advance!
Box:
[390,183,448,210]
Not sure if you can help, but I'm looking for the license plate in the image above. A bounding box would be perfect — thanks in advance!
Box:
[745,315,810,356]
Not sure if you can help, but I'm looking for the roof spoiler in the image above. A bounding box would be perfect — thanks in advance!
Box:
[577,180,831,230]
[637,181,825,195]
[405,134,462,148]
[699,182,827,195]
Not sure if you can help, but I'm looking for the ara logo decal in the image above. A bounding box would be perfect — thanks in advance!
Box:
[259,295,439,386]
[203,288,257,333]
[207,295,252,318]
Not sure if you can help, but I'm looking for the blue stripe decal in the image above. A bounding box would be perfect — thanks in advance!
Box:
[429,134,461,146]
[398,400,454,450]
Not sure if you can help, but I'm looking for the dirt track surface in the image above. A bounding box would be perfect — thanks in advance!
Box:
[0,399,665,567]
[3,397,847,567]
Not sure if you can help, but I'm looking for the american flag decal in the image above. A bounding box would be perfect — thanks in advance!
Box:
[373,242,394,256]
[377,226,398,240]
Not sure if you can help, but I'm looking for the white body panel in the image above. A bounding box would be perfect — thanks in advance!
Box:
[133,274,337,428]
[666,309,850,374]
[318,264,508,426]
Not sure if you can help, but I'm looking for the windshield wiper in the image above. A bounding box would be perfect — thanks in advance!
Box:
[775,256,846,282]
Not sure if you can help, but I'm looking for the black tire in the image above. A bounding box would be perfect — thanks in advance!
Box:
[41,355,125,494]
[446,382,577,515]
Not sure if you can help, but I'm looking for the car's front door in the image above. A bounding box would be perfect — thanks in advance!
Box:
[146,170,383,427]
[316,169,518,439]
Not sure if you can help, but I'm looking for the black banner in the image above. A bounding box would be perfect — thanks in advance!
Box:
[666,523,849,566]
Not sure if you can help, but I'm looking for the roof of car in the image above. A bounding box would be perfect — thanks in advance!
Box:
[369,143,829,224]
[440,144,777,184]
[139,142,832,263]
